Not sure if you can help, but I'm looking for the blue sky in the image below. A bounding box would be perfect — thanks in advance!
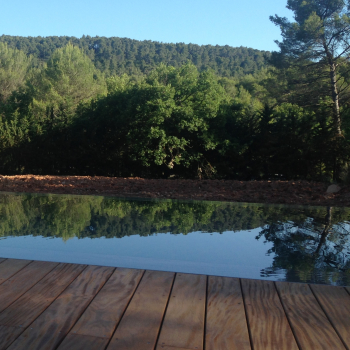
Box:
[1,0,293,51]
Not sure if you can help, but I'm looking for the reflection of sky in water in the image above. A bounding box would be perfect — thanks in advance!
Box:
[0,229,277,280]
[0,192,349,285]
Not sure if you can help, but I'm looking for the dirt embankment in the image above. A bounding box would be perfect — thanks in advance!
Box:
[0,175,349,207]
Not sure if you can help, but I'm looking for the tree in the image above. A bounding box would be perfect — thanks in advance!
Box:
[270,0,350,136]
[125,63,226,177]
[0,42,31,103]
[31,43,106,122]
[0,35,269,78]
[69,63,227,178]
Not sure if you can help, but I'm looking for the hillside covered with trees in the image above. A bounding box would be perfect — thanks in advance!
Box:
[0,35,269,78]
[0,1,350,182]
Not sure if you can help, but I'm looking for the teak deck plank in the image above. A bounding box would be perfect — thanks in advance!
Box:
[56,333,108,350]
[241,279,298,350]
[0,259,32,285]
[0,258,349,350]
[59,268,144,350]
[0,263,86,350]
[0,261,58,314]
[7,265,114,350]
[156,273,207,350]
[276,282,345,350]
[107,270,174,350]
[0,325,17,349]
[206,276,251,350]
[310,284,350,349]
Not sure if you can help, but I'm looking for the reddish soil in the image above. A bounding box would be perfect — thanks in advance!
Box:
[0,175,349,207]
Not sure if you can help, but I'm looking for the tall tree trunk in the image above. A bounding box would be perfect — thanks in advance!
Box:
[323,41,342,136]
[329,63,342,136]
[324,44,342,180]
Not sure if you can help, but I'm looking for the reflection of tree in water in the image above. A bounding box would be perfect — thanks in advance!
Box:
[0,193,274,239]
[1,192,350,285]
[257,207,350,285]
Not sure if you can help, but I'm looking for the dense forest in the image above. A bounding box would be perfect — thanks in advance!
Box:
[0,1,350,181]
[0,35,269,78]
[0,193,349,285]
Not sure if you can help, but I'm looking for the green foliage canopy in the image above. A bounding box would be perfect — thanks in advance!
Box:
[270,0,350,135]
[31,43,106,120]
[0,35,348,180]
[0,35,269,78]
[0,42,32,103]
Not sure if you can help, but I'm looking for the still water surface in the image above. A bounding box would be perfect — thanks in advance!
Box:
[0,192,349,286]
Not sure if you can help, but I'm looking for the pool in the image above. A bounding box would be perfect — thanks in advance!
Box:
[0,192,349,286]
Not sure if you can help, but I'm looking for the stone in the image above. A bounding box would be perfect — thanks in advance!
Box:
[326,184,341,193]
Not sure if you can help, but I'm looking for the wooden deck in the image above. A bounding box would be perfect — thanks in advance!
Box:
[0,258,349,350]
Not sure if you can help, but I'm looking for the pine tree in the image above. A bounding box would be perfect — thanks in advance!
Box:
[270,0,350,136]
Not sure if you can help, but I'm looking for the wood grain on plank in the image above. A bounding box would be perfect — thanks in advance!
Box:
[0,259,32,285]
[206,276,250,350]
[59,268,144,350]
[241,279,298,350]
[310,284,350,349]
[0,260,58,314]
[276,282,345,350]
[156,273,206,350]
[7,265,114,350]
[55,333,108,350]
[108,270,174,350]
[0,325,18,349]
[0,263,86,350]
[157,347,203,350]
[0,263,86,326]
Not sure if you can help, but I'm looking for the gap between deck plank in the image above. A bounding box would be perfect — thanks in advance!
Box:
[6,265,114,350]
[0,261,58,314]
[58,268,144,350]
[156,273,207,350]
[0,259,32,286]
[309,284,350,350]
[0,259,347,350]
[206,276,251,350]
[0,263,86,350]
[56,333,109,349]
[241,279,298,350]
[276,282,346,350]
[107,270,175,350]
